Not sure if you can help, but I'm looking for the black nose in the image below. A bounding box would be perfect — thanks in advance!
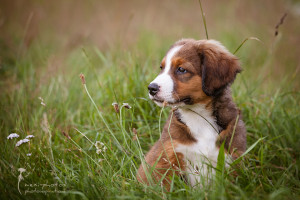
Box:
[148,83,159,96]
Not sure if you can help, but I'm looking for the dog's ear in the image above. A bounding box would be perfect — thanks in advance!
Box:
[197,40,242,96]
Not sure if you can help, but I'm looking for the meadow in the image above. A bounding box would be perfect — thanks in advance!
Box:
[0,0,299,199]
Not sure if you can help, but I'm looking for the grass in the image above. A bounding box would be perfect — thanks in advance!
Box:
[1,1,300,199]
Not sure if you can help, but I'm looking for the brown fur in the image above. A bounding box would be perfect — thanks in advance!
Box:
[137,38,246,189]
[137,113,191,190]
[214,88,247,158]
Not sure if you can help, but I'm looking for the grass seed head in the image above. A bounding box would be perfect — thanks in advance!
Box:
[38,97,46,106]
[112,102,120,113]
[62,131,71,139]
[275,13,287,36]
[79,73,86,84]
[122,103,131,109]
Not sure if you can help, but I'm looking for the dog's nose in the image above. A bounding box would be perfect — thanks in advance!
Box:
[148,83,159,96]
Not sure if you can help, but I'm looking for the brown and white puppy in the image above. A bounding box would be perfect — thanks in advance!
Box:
[137,39,246,189]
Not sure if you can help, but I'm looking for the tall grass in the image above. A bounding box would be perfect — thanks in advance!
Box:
[1,2,300,198]
[0,31,299,199]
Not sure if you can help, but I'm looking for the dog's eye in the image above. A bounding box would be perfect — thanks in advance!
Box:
[160,65,163,70]
[176,67,187,74]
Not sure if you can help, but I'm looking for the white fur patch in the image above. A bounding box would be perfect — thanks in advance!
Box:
[149,45,182,106]
[175,104,223,187]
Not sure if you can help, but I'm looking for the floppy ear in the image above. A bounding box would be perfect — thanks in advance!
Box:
[197,40,242,96]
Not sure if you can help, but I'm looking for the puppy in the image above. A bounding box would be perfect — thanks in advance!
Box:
[137,39,246,189]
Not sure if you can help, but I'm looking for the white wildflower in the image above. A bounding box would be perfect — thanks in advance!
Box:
[95,141,107,154]
[102,146,107,152]
[96,149,102,154]
[18,168,26,173]
[98,159,104,163]
[7,133,19,139]
[26,153,32,157]
[95,141,104,149]
[16,139,30,147]
[25,135,35,139]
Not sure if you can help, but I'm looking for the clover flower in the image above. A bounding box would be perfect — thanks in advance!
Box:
[95,141,107,154]
[7,133,20,139]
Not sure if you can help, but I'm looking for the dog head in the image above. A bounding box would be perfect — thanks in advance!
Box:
[148,39,241,107]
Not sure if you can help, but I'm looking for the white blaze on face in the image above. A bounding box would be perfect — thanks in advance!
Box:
[149,45,182,105]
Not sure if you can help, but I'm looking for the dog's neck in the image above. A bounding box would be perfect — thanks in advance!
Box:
[176,104,221,137]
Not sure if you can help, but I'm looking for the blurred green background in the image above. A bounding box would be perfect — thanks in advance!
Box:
[1,0,299,84]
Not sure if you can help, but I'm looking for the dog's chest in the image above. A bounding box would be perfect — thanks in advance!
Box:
[175,107,220,186]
